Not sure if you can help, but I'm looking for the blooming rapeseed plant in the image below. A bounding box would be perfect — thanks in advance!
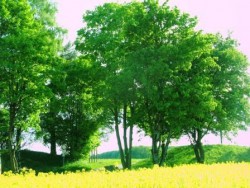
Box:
[0,163,249,188]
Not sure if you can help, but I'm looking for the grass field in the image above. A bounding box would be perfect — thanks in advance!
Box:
[63,159,124,171]
[1,163,250,188]
[4,144,247,173]
[1,145,250,187]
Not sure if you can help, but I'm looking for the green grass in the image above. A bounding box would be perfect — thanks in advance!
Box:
[97,146,151,159]
[62,159,121,172]
[49,158,144,172]
[166,144,250,166]
[3,145,250,173]
[132,145,250,169]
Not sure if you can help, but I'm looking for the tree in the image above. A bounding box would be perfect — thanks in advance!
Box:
[76,0,250,167]
[211,35,250,144]
[39,56,103,160]
[173,34,220,163]
[76,0,207,167]
[119,1,213,166]
[183,34,250,163]
[0,0,62,172]
[76,2,137,169]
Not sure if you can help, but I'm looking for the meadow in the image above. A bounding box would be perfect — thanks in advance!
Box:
[1,163,250,188]
[1,145,250,187]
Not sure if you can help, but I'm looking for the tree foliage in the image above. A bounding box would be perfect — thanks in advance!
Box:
[40,57,102,160]
[0,0,63,172]
[1,0,249,172]
[76,0,250,166]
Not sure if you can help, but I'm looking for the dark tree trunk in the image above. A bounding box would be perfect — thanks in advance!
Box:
[193,144,200,162]
[114,106,126,169]
[151,129,160,165]
[127,123,133,169]
[8,103,18,173]
[198,141,205,163]
[15,127,22,168]
[50,125,57,156]
[114,101,135,170]
[128,108,134,169]
[15,128,22,151]
[159,133,171,167]
[193,142,205,163]
[123,104,129,169]
[192,129,205,164]
[127,104,135,170]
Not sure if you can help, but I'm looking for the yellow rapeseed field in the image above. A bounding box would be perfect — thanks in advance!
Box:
[0,163,250,188]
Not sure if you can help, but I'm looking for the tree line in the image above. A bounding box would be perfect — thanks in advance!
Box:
[0,0,249,172]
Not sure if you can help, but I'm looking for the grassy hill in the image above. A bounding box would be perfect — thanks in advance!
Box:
[2,150,63,173]
[133,144,250,169]
[98,144,250,164]
[97,146,151,159]
[167,144,250,166]
[2,145,250,173]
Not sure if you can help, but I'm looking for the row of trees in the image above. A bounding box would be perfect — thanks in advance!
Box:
[0,0,63,172]
[0,0,249,172]
[75,1,250,168]
[0,0,102,172]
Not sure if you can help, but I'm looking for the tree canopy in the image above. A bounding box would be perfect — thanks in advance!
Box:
[76,0,250,166]
[0,0,63,172]
[0,0,249,172]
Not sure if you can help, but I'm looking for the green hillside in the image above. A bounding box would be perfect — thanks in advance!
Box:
[133,144,250,169]
[98,144,250,163]
[2,150,63,173]
[2,145,249,173]
[97,146,151,159]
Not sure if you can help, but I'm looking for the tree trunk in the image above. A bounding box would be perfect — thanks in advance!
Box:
[127,123,133,169]
[151,129,160,165]
[193,142,205,163]
[193,144,200,162]
[114,107,126,169]
[127,104,135,169]
[159,133,171,167]
[123,104,129,169]
[8,103,18,172]
[15,127,22,168]
[192,129,205,164]
[198,141,205,163]
[114,102,135,170]
[50,125,57,156]
[220,130,223,144]
[15,128,22,151]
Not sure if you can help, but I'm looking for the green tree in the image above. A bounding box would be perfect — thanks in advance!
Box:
[211,35,250,148]
[120,1,212,166]
[76,2,136,169]
[0,0,62,172]
[173,34,219,163]
[76,0,250,168]
[40,56,103,160]
[183,34,250,163]
[213,35,250,134]
[76,0,205,167]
